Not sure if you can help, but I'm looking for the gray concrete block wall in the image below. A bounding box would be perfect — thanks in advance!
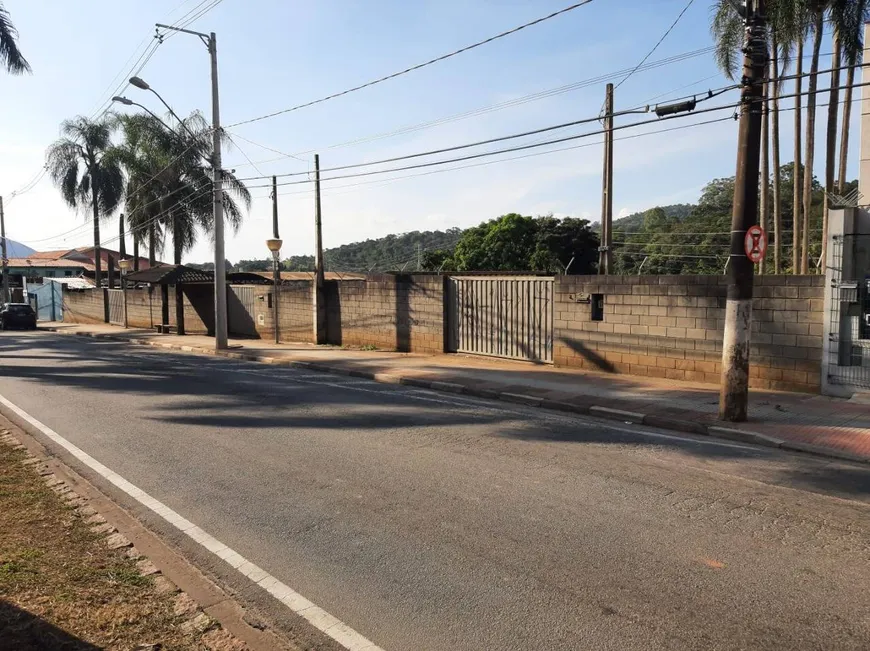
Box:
[554,275,825,393]
[250,282,312,343]
[333,275,444,353]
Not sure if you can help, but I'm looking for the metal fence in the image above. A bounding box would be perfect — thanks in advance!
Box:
[827,234,870,389]
[107,289,124,326]
[447,276,554,363]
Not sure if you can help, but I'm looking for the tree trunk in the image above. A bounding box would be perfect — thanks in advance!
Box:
[822,33,842,270]
[771,38,782,274]
[838,63,856,194]
[173,213,185,336]
[133,238,140,272]
[801,16,823,274]
[760,79,769,275]
[793,39,803,274]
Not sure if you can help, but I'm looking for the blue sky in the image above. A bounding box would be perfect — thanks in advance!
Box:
[0,0,856,263]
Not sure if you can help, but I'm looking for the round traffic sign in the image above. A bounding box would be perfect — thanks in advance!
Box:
[744,225,767,263]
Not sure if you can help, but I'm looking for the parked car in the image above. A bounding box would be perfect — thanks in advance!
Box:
[0,303,37,330]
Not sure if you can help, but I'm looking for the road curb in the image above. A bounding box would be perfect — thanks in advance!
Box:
[39,327,870,467]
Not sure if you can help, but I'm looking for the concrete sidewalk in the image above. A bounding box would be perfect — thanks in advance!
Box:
[37,322,870,464]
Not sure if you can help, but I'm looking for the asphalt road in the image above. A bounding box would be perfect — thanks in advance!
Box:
[2,331,870,651]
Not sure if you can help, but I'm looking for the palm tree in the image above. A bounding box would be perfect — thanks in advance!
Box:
[114,111,250,333]
[800,3,826,273]
[835,0,869,193]
[0,2,30,74]
[46,116,124,288]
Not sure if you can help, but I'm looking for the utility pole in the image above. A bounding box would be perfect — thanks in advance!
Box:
[416,242,422,271]
[272,176,279,239]
[119,213,127,261]
[598,83,614,275]
[271,175,280,344]
[155,23,226,348]
[719,0,766,422]
[1,196,9,304]
[313,154,326,344]
[209,31,228,350]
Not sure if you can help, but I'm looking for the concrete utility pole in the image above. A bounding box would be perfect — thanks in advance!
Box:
[209,31,228,351]
[272,175,280,344]
[155,23,226,347]
[313,154,326,344]
[1,196,9,304]
[598,83,614,275]
[719,0,767,422]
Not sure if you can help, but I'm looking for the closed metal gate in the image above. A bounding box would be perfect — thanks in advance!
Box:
[447,276,554,363]
[107,289,124,326]
[827,234,870,389]
[228,285,258,337]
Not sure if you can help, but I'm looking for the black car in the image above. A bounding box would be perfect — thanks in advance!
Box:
[0,303,37,330]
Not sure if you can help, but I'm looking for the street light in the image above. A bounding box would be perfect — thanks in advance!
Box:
[118,258,132,329]
[266,238,282,344]
[112,96,176,133]
[128,76,198,140]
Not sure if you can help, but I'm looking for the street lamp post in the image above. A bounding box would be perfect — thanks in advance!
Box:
[118,258,132,328]
[127,25,227,351]
[266,238,282,344]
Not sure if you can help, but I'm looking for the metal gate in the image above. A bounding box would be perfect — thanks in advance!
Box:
[827,234,870,389]
[447,276,554,363]
[107,289,125,326]
[228,285,258,337]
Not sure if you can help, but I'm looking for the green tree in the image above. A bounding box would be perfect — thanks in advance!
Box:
[451,213,598,273]
[46,116,125,288]
[113,111,250,332]
[0,2,29,74]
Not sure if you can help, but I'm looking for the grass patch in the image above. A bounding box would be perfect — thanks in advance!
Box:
[0,440,205,649]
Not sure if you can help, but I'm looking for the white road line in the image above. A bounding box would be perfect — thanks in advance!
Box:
[0,392,384,651]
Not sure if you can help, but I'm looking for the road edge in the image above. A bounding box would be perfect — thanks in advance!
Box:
[41,327,870,467]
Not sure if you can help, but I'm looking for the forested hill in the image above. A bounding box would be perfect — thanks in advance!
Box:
[611,204,694,232]
[234,228,464,273]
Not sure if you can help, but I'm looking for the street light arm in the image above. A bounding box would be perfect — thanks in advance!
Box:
[147,87,198,141]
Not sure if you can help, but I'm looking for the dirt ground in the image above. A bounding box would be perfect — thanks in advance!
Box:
[0,438,228,650]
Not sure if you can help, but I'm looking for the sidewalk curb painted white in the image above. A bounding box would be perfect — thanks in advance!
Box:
[0,392,384,651]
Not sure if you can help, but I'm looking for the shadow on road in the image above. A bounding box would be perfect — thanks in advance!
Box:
[2,332,869,501]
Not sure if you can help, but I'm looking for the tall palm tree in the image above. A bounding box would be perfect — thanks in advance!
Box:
[46,116,124,288]
[801,3,825,273]
[0,2,29,74]
[770,34,783,273]
[114,111,250,333]
[835,0,869,194]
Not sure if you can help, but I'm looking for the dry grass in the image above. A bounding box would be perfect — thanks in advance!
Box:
[0,442,211,650]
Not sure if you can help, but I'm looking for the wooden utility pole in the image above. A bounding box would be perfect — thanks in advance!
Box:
[272,175,279,239]
[0,196,9,304]
[598,83,614,275]
[719,0,766,422]
[313,154,326,344]
[119,213,127,261]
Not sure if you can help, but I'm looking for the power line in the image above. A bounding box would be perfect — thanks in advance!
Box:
[225,1,597,129]
[258,114,734,199]
[243,73,870,190]
[615,0,696,91]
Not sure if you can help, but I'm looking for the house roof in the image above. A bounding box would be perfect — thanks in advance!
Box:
[26,249,76,260]
[124,264,214,285]
[5,258,93,269]
[249,271,366,281]
[45,277,95,289]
